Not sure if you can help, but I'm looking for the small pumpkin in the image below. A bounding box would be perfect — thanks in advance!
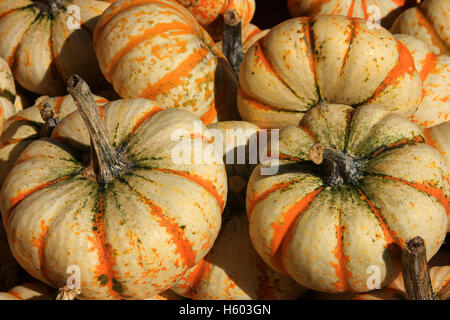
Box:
[288,0,414,27]
[0,0,111,96]
[246,103,449,293]
[394,34,449,128]
[0,282,55,300]
[93,0,237,125]
[0,94,108,186]
[0,76,227,299]
[238,15,422,129]
[391,0,449,55]
[175,0,256,41]
[172,121,306,300]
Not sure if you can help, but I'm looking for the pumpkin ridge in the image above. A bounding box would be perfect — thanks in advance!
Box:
[146,167,225,211]
[367,173,450,214]
[355,40,416,106]
[239,88,308,113]
[415,5,448,53]
[7,9,38,68]
[0,137,39,149]
[255,41,307,105]
[117,176,197,269]
[105,21,197,80]
[121,106,164,146]
[368,135,426,159]
[304,17,321,102]
[339,19,358,77]
[89,190,125,299]
[47,18,68,91]
[31,218,54,288]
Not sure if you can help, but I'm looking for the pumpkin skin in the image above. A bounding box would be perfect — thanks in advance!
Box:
[246,103,449,293]
[0,94,108,186]
[0,57,21,132]
[288,0,412,27]
[238,15,422,129]
[0,282,55,300]
[0,100,227,300]
[394,34,449,128]
[93,0,237,125]
[0,0,110,96]
[172,121,306,300]
[391,0,449,55]
[424,121,450,179]
[175,0,256,41]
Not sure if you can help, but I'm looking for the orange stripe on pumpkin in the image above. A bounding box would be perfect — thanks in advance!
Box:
[330,215,353,292]
[423,128,441,152]
[364,40,416,104]
[152,168,225,211]
[369,135,425,158]
[31,219,53,287]
[199,102,218,125]
[269,188,322,273]
[414,8,448,54]
[139,48,209,100]
[419,52,438,84]
[128,106,164,137]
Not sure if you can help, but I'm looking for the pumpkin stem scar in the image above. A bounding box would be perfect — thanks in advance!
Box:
[309,143,366,186]
[402,236,435,300]
[32,0,66,18]
[222,8,243,77]
[67,75,132,185]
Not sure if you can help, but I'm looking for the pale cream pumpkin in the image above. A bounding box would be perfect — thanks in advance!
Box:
[0,0,111,96]
[247,103,449,293]
[0,57,22,133]
[0,282,55,300]
[93,0,237,125]
[238,15,422,129]
[394,34,449,128]
[288,0,414,27]
[0,78,227,299]
[391,0,449,55]
[0,94,108,186]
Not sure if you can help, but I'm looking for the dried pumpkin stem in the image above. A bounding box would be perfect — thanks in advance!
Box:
[223,8,243,77]
[402,236,435,300]
[38,102,60,137]
[309,143,365,186]
[67,75,128,184]
[54,286,81,300]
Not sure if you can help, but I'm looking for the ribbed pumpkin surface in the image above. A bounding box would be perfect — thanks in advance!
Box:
[238,15,422,128]
[0,102,227,299]
[247,103,449,293]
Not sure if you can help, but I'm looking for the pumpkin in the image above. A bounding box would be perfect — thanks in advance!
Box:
[391,0,449,55]
[0,0,111,96]
[0,94,108,186]
[307,250,450,300]
[246,103,449,293]
[394,34,449,128]
[238,15,422,129]
[287,0,415,28]
[0,57,22,133]
[174,0,256,41]
[424,121,450,173]
[0,282,55,300]
[0,76,227,299]
[171,121,306,300]
[93,0,238,125]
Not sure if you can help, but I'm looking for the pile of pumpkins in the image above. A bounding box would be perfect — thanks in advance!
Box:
[0,0,448,300]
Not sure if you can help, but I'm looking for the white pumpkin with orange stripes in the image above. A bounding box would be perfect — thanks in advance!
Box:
[0,94,109,186]
[394,34,449,128]
[391,0,449,55]
[288,0,413,27]
[93,0,237,125]
[246,103,449,293]
[0,78,227,299]
[238,15,422,129]
[0,0,111,96]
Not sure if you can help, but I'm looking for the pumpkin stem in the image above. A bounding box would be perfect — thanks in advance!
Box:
[223,9,243,77]
[67,75,129,184]
[38,102,60,137]
[54,286,81,300]
[402,236,435,300]
[309,144,365,186]
[33,0,65,18]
